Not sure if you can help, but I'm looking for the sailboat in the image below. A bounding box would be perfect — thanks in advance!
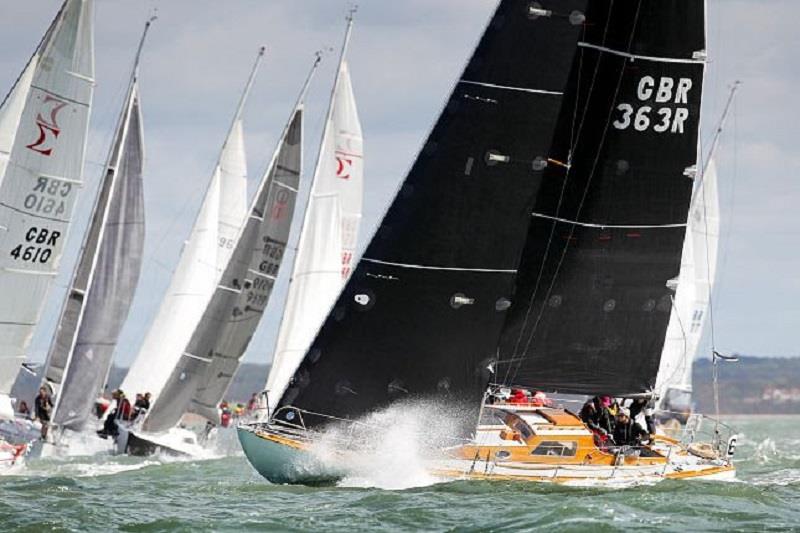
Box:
[116,54,322,457]
[0,0,94,466]
[264,12,364,411]
[238,0,736,485]
[112,49,262,455]
[28,17,154,459]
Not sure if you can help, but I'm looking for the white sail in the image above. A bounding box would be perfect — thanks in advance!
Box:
[656,158,720,410]
[266,27,364,401]
[0,0,94,420]
[120,55,255,404]
[0,58,38,188]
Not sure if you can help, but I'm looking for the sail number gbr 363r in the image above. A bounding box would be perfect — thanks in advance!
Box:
[613,76,694,134]
[8,175,73,264]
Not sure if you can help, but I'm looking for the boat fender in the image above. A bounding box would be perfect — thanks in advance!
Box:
[687,442,718,460]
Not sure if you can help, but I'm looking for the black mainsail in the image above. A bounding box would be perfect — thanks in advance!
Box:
[275,0,589,427]
[497,0,706,396]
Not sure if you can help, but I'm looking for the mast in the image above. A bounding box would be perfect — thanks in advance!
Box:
[140,54,322,432]
[45,16,154,430]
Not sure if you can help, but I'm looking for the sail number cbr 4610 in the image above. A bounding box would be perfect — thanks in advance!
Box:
[9,175,72,264]
[10,226,60,264]
[613,76,694,134]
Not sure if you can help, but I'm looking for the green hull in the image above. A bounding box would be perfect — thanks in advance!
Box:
[237,424,343,485]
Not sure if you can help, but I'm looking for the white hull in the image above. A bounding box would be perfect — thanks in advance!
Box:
[115,424,217,458]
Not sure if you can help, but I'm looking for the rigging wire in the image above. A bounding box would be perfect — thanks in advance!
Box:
[507,0,645,387]
[501,3,612,385]
[704,81,741,446]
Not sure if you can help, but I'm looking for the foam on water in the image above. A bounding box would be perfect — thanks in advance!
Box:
[308,399,473,490]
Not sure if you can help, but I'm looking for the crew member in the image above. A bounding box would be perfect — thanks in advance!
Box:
[628,398,656,435]
[612,408,650,447]
[34,387,53,439]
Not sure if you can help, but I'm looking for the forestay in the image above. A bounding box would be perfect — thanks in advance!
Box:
[266,21,363,403]
[0,0,94,420]
[274,1,586,429]
[498,0,707,396]
[655,157,719,408]
[119,52,255,404]
[44,21,152,431]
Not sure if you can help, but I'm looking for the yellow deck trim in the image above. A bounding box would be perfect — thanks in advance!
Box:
[253,429,309,451]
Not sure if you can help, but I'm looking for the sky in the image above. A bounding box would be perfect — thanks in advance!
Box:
[1,0,798,370]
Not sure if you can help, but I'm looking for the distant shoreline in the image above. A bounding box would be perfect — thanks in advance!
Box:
[719,413,800,419]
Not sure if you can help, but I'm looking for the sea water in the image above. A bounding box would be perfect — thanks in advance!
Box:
[1,416,799,531]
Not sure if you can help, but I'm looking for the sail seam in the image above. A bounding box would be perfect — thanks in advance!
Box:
[362,257,517,273]
[530,212,687,229]
[577,42,705,64]
[29,84,90,107]
[459,79,562,95]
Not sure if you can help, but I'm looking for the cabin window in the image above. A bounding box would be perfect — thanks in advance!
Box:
[495,450,511,461]
[512,420,533,440]
[531,441,577,457]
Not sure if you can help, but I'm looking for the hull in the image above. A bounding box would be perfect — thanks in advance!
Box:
[116,425,215,458]
[237,424,343,485]
[239,406,737,487]
[0,439,27,473]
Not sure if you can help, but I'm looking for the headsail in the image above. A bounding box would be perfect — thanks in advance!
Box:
[497,1,707,396]
[273,1,587,428]
[655,157,719,410]
[43,19,153,431]
[265,16,364,403]
[120,50,258,408]
[0,0,94,420]
[142,57,320,432]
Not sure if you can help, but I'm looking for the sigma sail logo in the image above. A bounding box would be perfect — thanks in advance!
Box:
[613,76,693,134]
[335,152,353,180]
[26,94,69,156]
[270,189,291,220]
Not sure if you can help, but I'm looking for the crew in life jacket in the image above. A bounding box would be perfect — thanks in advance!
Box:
[612,407,650,448]
[580,396,615,444]
[220,402,232,427]
[508,389,530,404]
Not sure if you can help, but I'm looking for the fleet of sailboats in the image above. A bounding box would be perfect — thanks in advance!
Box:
[118,52,325,456]
[37,17,153,454]
[0,0,744,487]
